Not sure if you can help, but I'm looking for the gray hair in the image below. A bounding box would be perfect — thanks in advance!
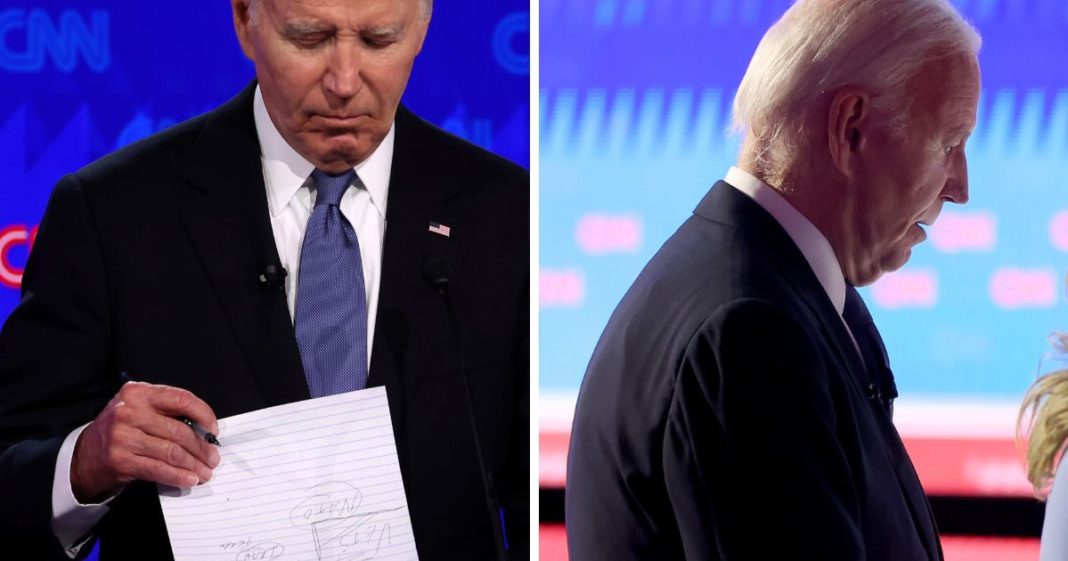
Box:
[731,0,981,186]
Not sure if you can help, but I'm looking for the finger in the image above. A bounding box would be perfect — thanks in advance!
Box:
[129,431,214,483]
[127,453,203,489]
[136,413,221,469]
[120,383,220,436]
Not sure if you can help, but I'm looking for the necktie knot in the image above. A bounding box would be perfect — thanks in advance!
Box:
[311,169,356,207]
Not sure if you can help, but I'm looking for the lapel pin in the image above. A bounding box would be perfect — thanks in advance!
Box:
[428,221,451,238]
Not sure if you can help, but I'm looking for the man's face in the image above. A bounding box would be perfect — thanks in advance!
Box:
[848,55,981,286]
[233,0,429,173]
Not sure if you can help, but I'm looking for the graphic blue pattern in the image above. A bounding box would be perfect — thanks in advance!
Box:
[541,0,1068,401]
[0,0,529,326]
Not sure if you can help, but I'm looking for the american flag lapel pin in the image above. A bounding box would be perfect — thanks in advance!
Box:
[428,221,451,238]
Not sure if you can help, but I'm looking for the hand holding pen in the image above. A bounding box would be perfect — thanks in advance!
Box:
[180,417,220,446]
[69,373,222,503]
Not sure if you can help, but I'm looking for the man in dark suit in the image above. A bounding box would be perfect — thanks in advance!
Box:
[0,0,528,559]
[566,1,980,559]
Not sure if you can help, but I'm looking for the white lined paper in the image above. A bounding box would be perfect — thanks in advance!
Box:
[158,387,419,561]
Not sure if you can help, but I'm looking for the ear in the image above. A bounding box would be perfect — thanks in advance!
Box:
[827,87,870,178]
[232,0,256,61]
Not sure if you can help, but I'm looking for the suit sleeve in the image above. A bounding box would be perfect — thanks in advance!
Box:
[0,174,118,559]
[504,277,529,560]
[662,298,864,560]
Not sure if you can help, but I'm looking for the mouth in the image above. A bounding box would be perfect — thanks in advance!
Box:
[311,114,371,127]
[913,222,928,242]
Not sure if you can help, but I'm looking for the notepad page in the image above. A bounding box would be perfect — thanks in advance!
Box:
[158,386,419,561]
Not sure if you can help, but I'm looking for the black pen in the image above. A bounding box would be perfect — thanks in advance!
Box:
[119,370,220,446]
[180,417,221,446]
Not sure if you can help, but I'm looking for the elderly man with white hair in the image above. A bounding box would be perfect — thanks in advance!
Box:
[0,0,529,559]
[566,0,980,559]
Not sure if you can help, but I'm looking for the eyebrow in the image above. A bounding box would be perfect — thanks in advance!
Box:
[363,25,404,39]
[282,20,405,41]
[945,121,976,139]
[282,20,333,36]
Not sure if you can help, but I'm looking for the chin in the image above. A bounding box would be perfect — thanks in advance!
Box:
[309,141,372,169]
[876,248,912,279]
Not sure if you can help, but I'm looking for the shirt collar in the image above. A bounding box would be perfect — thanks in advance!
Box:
[725,166,847,316]
[253,85,393,219]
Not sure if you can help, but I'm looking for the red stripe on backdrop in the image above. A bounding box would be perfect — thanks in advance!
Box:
[540,428,1033,496]
[538,524,1040,561]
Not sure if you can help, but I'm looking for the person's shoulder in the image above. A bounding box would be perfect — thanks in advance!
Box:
[72,86,254,192]
[73,110,211,189]
[394,106,528,188]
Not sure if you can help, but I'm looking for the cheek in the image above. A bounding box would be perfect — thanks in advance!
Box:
[912,162,951,206]
[366,59,414,97]
[256,48,322,106]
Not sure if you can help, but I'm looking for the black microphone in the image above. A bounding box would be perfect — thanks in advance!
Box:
[258,264,287,291]
[422,254,508,561]
[422,254,452,298]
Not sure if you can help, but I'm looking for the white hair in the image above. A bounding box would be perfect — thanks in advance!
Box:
[731,0,981,186]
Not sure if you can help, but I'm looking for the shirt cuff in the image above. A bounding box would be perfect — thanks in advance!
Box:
[51,422,114,558]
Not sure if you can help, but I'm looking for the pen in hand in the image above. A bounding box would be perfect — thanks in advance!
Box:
[181,417,221,447]
[119,370,221,446]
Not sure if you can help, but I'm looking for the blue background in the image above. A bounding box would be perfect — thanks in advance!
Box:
[0,1,528,557]
[540,0,1068,400]
[0,0,529,320]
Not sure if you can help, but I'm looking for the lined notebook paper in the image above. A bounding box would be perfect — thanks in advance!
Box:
[158,387,419,560]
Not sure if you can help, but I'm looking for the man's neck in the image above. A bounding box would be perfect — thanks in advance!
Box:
[735,160,859,286]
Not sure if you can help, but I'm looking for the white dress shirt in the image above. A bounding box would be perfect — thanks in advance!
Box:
[51,85,393,555]
[255,85,392,348]
[1041,459,1068,560]
[725,166,847,316]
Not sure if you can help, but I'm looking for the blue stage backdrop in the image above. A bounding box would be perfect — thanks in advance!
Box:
[541,0,1068,403]
[0,0,529,320]
[0,1,527,558]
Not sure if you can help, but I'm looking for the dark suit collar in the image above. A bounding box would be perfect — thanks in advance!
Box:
[172,86,469,415]
[695,181,869,384]
[178,81,262,195]
[175,80,311,407]
[696,182,941,559]
[368,105,476,433]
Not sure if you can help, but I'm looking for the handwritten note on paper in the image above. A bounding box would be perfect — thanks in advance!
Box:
[157,387,419,561]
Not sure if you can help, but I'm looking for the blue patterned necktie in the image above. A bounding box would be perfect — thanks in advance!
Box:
[294,169,368,397]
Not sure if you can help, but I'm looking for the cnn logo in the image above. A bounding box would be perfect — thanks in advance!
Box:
[0,224,37,289]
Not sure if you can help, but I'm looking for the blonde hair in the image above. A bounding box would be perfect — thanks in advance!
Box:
[1018,332,1068,498]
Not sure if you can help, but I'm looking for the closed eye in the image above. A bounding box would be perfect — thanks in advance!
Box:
[944,140,965,155]
[293,33,331,48]
[284,21,334,48]
[362,29,401,49]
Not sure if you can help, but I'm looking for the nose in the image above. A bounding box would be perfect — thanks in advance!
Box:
[942,150,969,205]
[322,40,363,101]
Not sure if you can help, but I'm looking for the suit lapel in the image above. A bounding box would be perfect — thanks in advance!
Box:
[697,183,940,559]
[174,83,309,407]
[695,183,870,385]
[369,107,471,434]
[848,289,942,559]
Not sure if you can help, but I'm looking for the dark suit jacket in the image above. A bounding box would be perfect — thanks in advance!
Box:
[565,182,940,560]
[0,83,529,560]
